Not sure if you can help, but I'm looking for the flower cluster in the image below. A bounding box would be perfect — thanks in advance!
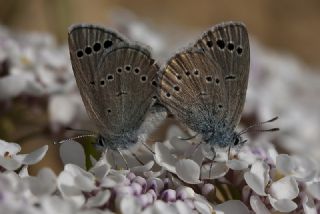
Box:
[1,9,320,214]
[1,136,319,213]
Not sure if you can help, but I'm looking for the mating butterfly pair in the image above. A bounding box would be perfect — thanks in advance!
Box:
[68,22,250,154]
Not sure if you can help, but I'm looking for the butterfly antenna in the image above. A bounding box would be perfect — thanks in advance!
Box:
[239,116,279,135]
[243,128,280,134]
[65,127,96,135]
[53,134,96,145]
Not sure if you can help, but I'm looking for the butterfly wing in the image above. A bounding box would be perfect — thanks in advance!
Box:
[95,44,159,137]
[68,24,158,139]
[193,22,250,129]
[159,50,227,133]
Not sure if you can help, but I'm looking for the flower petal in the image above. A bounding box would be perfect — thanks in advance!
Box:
[174,200,192,214]
[100,172,126,188]
[215,200,250,214]
[306,181,320,200]
[277,154,316,182]
[120,196,141,214]
[142,200,177,214]
[250,195,271,214]
[0,139,21,155]
[269,176,299,200]
[268,194,297,212]
[194,194,213,214]
[227,159,249,170]
[131,161,154,176]
[244,161,269,196]
[154,142,177,173]
[275,154,294,175]
[57,171,82,196]
[302,195,317,214]
[90,155,111,180]
[86,190,111,208]
[17,145,48,165]
[60,140,86,169]
[41,196,77,214]
[176,159,201,184]
[26,168,57,196]
[0,155,21,170]
[201,162,229,179]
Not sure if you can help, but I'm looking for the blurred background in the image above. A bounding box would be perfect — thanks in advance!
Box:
[0,0,320,174]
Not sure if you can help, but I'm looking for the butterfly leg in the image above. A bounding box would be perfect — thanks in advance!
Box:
[111,150,118,170]
[131,152,145,165]
[193,142,204,180]
[178,133,199,141]
[117,149,128,169]
[209,147,216,179]
[100,148,108,162]
[227,145,231,160]
[141,142,155,154]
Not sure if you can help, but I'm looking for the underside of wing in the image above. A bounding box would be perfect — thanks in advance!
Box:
[68,24,128,89]
[159,50,227,133]
[193,22,250,128]
[84,44,159,136]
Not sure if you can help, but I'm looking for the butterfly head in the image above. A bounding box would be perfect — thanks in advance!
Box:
[94,132,138,151]
[204,126,244,149]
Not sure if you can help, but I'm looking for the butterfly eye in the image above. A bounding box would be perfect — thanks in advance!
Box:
[98,138,104,146]
[234,137,240,146]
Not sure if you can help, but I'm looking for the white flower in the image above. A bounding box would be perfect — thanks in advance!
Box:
[276,154,316,182]
[24,168,57,197]
[57,164,96,196]
[244,161,269,196]
[0,139,48,170]
[215,200,250,214]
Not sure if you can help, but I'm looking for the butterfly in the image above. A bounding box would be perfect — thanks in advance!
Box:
[68,24,159,151]
[158,22,250,153]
